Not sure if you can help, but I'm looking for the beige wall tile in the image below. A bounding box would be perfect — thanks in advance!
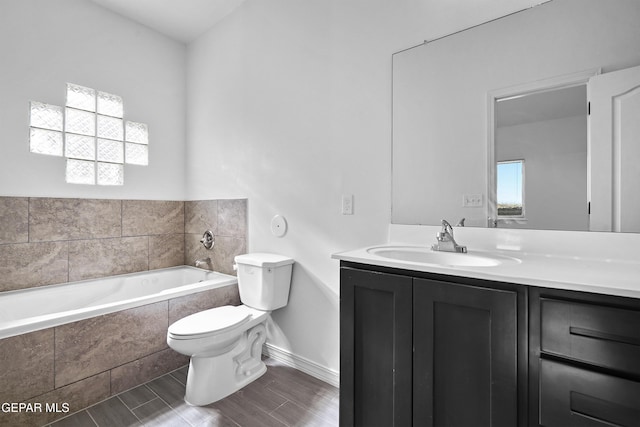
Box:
[218,199,247,237]
[184,200,218,234]
[68,236,148,281]
[0,329,54,403]
[0,372,111,427]
[213,236,247,275]
[122,200,184,236]
[29,198,121,242]
[149,234,185,270]
[110,348,189,395]
[54,302,168,387]
[168,285,240,325]
[185,234,245,274]
[0,197,28,244]
[184,233,213,269]
[0,242,68,292]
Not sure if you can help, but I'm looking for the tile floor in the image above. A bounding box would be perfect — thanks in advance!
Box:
[47,358,338,427]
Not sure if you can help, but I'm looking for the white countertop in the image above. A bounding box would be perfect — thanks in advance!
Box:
[332,225,640,299]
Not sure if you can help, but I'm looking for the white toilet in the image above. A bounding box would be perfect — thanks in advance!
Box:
[167,253,294,406]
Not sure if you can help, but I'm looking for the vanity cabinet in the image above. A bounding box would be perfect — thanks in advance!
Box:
[413,277,521,426]
[340,262,527,427]
[529,287,640,427]
[339,266,413,427]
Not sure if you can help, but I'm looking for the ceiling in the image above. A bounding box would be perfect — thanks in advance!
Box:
[89,0,247,43]
[89,0,546,45]
[497,85,587,128]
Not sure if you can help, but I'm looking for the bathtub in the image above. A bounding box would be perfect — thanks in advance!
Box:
[0,266,237,340]
[0,265,241,425]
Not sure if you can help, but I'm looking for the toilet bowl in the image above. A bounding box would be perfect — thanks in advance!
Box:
[166,253,294,406]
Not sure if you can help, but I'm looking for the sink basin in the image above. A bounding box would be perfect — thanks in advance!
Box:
[366,246,520,267]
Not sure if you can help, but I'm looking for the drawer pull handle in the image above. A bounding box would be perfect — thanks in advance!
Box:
[570,327,640,347]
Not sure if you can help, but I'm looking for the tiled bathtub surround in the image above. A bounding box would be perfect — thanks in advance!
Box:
[185,199,248,275]
[0,197,247,292]
[0,196,247,425]
[0,285,241,427]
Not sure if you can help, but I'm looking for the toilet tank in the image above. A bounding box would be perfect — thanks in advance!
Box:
[234,253,294,311]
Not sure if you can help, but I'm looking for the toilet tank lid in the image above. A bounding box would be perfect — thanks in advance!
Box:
[234,253,294,268]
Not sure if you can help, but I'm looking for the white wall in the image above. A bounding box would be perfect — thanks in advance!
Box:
[185,0,544,375]
[0,0,186,200]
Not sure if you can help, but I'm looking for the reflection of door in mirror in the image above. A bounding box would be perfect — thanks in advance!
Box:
[589,65,640,232]
[491,83,589,231]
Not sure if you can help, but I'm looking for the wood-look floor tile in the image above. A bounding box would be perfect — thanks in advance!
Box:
[48,410,97,427]
[193,412,241,427]
[86,397,141,427]
[211,394,288,427]
[131,398,190,427]
[145,374,186,407]
[118,385,158,410]
[144,373,217,426]
[265,370,337,410]
[45,357,338,427]
[169,366,188,385]
[233,382,288,414]
[270,400,337,427]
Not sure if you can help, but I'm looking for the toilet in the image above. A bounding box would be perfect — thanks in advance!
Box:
[167,253,294,406]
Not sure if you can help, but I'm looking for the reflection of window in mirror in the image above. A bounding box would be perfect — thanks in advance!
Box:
[497,160,524,217]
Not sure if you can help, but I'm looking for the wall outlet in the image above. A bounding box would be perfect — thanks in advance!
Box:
[462,194,483,207]
[342,194,354,215]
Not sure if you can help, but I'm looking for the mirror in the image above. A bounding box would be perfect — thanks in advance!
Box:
[392,0,640,231]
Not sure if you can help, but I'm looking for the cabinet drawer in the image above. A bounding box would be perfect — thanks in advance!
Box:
[541,298,640,375]
[539,359,640,426]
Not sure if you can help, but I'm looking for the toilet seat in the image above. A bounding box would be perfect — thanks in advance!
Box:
[168,305,252,340]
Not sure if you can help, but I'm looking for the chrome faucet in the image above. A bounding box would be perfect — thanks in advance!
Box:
[432,219,467,253]
[195,257,212,269]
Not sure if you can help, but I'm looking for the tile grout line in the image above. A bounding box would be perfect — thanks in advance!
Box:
[141,379,194,427]
[84,408,100,427]
[116,394,146,425]
[267,400,291,416]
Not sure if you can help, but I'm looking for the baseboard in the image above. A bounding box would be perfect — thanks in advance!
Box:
[262,343,340,388]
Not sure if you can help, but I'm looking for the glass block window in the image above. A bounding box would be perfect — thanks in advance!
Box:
[97,115,124,140]
[97,91,123,117]
[125,142,148,166]
[97,162,124,186]
[30,128,64,156]
[125,121,148,144]
[65,107,96,136]
[66,159,95,185]
[97,139,124,163]
[66,84,96,112]
[65,134,95,160]
[29,83,149,185]
[30,102,63,131]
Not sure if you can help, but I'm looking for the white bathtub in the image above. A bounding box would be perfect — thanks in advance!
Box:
[0,266,237,340]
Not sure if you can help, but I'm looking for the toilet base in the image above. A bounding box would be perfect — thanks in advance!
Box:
[183,323,267,406]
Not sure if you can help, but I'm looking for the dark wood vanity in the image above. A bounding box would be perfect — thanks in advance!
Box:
[339,261,640,427]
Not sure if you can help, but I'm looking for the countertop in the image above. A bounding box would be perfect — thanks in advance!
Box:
[333,243,640,300]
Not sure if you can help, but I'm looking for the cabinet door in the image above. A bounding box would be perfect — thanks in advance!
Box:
[414,278,519,427]
[340,267,413,427]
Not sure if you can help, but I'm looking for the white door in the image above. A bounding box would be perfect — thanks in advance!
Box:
[588,65,640,232]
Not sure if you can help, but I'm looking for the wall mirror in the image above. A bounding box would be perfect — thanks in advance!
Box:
[392,0,640,232]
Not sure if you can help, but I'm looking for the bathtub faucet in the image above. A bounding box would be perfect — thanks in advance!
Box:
[195,257,212,269]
